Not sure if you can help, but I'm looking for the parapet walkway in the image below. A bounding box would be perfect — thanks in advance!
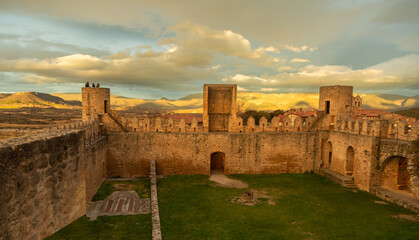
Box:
[371,187,419,213]
[150,160,162,240]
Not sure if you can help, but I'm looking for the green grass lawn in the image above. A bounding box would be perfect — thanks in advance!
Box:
[46,178,151,240]
[158,174,419,240]
[46,174,419,240]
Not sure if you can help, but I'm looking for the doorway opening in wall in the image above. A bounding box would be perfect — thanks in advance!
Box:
[381,156,411,193]
[321,141,332,168]
[346,146,354,176]
[211,152,225,174]
[104,100,108,113]
[325,101,330,114]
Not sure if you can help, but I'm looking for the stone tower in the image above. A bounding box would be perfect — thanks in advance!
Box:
[82,87,111,121]
[319,85,353,117]
[203,84,237,132]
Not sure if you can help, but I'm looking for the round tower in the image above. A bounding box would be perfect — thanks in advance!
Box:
[319,85,353,117]
[82,87,110,121]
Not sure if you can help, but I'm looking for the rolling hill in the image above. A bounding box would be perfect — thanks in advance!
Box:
[54,92,419,113]
[394,107,419,119]
[0,92,81,109]
[0,91,417,113]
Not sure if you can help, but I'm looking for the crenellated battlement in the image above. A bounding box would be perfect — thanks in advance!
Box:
[104,114,204,133]
[333,117,418,141]
[76,84,416,142]
[93,109,418,142]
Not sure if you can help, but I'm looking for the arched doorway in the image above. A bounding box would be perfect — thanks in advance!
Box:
[211,152,225,174]
[381,156,410,192]
[346,146,354,176]
[326,142,332,165]
[321,141,333,168]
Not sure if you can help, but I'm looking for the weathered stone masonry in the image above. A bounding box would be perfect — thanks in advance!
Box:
[0,125,106,240]
[106,132,317,177]
[1,84,418,239]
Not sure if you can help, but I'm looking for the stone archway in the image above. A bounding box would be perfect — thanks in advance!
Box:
[211,152,225,174]
[381,156,410,192]
[346,146,354,176]
[321,141,333,168]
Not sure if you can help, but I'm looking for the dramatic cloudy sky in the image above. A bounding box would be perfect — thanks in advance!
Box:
[0,0,418,98]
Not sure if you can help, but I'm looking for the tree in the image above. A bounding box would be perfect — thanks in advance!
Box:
[270,109,284,119]
[237,99,246,114]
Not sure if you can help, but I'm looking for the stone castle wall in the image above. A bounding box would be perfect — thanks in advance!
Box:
[317,131,376,191]
[315,131,417,195]
[85,137,107,202]
[0,124,106,239]
[106,132,317,177]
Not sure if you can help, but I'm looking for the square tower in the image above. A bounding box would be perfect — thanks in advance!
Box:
[319,85,353,117]
[82,87,111,121]
[203,84,237,132]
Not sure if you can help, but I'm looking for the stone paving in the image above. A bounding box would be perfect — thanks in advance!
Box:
[86,191,150,220]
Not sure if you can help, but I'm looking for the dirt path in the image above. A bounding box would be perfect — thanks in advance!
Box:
[209,171,248,188]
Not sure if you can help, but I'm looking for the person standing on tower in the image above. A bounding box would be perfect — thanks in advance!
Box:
[85,82,90,87]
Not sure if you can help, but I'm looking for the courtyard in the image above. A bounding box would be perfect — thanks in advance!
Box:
[48,174,419,240]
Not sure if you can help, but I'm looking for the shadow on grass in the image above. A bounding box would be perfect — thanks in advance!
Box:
[47,178,151,240]
[46,215,151,240]
[92,178,150,201]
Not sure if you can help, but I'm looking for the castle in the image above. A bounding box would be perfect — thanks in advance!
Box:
[1,84,418,240]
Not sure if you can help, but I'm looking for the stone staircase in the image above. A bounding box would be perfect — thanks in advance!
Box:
[318,168,356,189]
[106,113,128,132]
[343,179,356,188]
[308,111,327,131]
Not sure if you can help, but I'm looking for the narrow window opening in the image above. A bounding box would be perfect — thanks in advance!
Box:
[325,101,330,114]
[104,100,108,113]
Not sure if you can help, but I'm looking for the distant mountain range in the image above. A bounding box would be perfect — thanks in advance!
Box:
[0,91,418,113]
[0,92,81,109]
